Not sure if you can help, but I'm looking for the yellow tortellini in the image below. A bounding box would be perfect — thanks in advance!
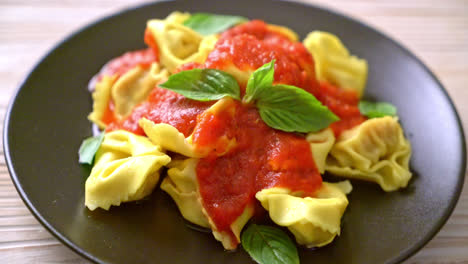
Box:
[326,117,412,191]
[217,64,253,86]
[303,31,368,97]
[191,98,238,156]
[112,63,168,119]
[165,11,191,24]
[307,128,336,173]
[211,205,254,250]
[147,12,219,73]
[139,118,202,157]
[266,24,299,42]
[85,130,171,210]
[160,158,209,228]
[256,181,352,248]
[88,75,117,129]
[87,63,168,127]
[161,157,253,250]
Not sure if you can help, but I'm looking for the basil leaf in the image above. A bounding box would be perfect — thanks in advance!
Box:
[78,132,105,165]
[243,60,275,104]
[359,100,397,118]
[159,69,240,101]
[241,224,299,264]
[183,13,248,36]
[256,84,339,133]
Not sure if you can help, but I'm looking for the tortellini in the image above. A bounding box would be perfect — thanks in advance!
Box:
[303,31,368,97]
[211,205,254,250]
[325,117,412,191]
[112,63,168,119]
[266,24,299,42]
[191,98,238,156]
[307,128,336,173]
[165,11,191,24]
[88,75,117,129]
[139,118,202,158]
[161,158,209,228]
[147,12,219,73]
[219,64,253,86]
[161,157,253,250]
[85,130,171,210]
[88,63,168,127]
[256,181,352,248]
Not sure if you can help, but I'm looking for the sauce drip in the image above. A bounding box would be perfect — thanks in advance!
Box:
[97,48,157,81]
[193,99,321,243]
[313,82,366,136]
[190,21,327,244]
[107,88,213,136]
[205,20,317,93]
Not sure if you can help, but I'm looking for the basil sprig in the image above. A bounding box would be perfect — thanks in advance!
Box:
[244,60,338,132]
[241,224,299,264]
[359,100,397,118]
[78,132,105,165]
[183,13,248,36]
[159,61,338,133]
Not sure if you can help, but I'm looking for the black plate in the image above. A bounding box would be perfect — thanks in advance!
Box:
[4,0,466,263]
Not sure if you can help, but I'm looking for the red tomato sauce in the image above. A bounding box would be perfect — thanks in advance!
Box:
[93,29,159,89]
[93,48,158,129]
[312,82,366,136]
[144,28,160,62]
[95,33,162,129]
[96,48,157,81]
[101,100,117,125]
[106,88,213,136]
[193,99,321,244]
[205,20,318,94]
[203,20,365,137]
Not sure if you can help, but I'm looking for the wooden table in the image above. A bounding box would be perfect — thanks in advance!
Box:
[1,0,467,263]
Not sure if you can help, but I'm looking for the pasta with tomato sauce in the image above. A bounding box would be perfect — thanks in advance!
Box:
[82,11,412,254]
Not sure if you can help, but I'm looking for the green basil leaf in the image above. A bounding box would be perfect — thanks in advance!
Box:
[183,13,248,36]
[159,69,241,101]
[243,60,275,104]
[241,224,299,264]
[78,132,105,165]
[256,84,339,133]
[359,100,397,118]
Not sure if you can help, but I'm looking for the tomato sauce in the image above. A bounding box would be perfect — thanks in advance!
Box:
[204,20,365,137]
[107,88,213,136]
[313,82,366,136]
[192,21,363,244]
[205,20,318,94]
[94,32,162,129]
[101,100,117,125]
[144,28,160,62]
[96,48,157,81]
[193,99,321,243]
[98,29,160,81]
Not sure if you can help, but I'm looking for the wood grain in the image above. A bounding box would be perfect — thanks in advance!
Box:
[1,0,467,263]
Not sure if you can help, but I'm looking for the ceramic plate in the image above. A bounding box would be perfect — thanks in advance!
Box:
[4,0,466,263]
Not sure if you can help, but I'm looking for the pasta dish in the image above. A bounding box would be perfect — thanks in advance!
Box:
[79,12,412,263]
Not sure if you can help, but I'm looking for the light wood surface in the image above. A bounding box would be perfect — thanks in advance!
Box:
[1,0,467,263]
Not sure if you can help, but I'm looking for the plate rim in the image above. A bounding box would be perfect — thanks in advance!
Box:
[3,0,466,263]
